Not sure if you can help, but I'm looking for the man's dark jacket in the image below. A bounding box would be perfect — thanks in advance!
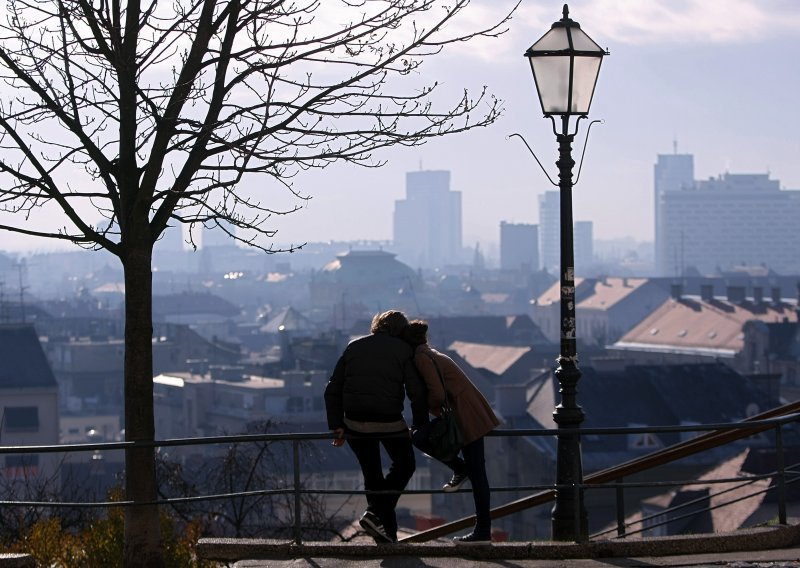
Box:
[325,332,428,430]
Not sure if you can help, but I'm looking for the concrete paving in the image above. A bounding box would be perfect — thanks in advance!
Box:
[199,523,800,568]
[229,548,800,568]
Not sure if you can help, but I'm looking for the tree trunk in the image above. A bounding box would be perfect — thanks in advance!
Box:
[122,243,164,567]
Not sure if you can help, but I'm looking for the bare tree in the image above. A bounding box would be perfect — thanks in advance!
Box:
[157,420,345,540]
[0,1,512,565]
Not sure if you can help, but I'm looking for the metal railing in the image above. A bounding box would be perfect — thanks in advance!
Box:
[1,401,799,547]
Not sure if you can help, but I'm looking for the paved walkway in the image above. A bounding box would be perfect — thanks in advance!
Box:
[231,546,800,567]
[199,523,800,568]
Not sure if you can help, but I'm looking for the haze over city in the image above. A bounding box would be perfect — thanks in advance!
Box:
[0,0,798,257]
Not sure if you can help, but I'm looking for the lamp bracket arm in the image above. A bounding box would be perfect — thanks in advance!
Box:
[507,133,558,187]
[574,119,604,186]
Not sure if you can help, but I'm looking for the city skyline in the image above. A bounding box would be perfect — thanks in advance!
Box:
[0,0,798,256]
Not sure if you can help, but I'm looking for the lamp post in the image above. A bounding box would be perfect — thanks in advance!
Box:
[524,4,607,542]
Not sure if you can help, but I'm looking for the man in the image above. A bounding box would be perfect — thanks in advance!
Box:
[325,310,428,543]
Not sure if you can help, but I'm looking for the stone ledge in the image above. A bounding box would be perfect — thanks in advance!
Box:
[197,522,800,562]
[0,554,34,568]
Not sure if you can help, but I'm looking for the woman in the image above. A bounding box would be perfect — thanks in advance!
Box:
[401,319,500,544]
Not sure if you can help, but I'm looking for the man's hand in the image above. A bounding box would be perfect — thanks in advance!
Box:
[331,427,345,447]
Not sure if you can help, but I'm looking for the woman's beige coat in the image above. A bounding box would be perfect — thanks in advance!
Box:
[413,343,500,445]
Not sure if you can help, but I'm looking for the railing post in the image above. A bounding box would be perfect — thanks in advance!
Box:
[775,424,787,525]
[615,477,626,538]
[293,439,302,544]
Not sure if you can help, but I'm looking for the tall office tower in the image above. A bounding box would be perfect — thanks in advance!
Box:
[500,222,539,272]
[393,169,463,269]
[574,221,594,270]
[657,172,800,275]
[654,151,694,276]
[539,191,594,275]
[538,191,560,273]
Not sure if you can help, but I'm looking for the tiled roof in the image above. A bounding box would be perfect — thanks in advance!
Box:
[260,306,317,334]
[424,315,550,348]
[526,362,771,473]
[535,277,649,310]
[447,341,531,376]
[611,449,767,537]
[0,324,58,389]
[536,277,588,306]
[615,297,798,355]
[578,277,650,310]
[152,291,241,317]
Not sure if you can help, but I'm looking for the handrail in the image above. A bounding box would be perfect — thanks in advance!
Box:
[2,401,799,545]
[401,400,800,542]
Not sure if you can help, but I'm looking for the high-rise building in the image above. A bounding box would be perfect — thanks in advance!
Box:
[538,191,560,273]
[574,221,594,270]
[500,222,538,272]
[654,151,694,275]
[393,170,462,269]
[656,171,800,275]
[538,191,594,275]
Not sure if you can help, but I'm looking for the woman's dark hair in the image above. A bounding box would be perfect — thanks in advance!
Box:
[371,310,409,336]
[401,319,428,347]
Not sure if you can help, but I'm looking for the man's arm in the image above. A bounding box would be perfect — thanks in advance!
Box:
[324,355,347,430]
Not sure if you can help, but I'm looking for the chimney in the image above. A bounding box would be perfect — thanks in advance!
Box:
[753,286,763,305]
[726,285,746,303]
[670,283,683,299]
[772,287,782,305]
[700,283,714,302]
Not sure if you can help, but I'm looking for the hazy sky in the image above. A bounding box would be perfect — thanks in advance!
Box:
[5,0,800,256]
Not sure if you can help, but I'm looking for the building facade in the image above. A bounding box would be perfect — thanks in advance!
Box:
[499,221,539,272]
[393,170,462,269]
[538,191,594,274]
[654,153,800,276]
[537,191,560,273]
[654,151,694,277]
[0,325,60,484]
[574,220,594,271]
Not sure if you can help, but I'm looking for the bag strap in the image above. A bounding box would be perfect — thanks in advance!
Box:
[423,351,453,412]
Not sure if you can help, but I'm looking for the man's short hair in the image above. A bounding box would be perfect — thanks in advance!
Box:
[371,310,409,336]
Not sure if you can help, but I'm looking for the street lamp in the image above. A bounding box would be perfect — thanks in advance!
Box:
[524,4,608,542]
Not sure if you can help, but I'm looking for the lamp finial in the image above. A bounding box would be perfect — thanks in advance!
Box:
[563,4,569,20]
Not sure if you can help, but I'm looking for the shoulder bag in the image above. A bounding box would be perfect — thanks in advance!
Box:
[419,353,464,463]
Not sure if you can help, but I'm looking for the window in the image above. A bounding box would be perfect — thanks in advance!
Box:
[3,407,39,432]
[627,423,663,450]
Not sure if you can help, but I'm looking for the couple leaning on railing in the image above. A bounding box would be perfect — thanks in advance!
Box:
[324,310,500,545]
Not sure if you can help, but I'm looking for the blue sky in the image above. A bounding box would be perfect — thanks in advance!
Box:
[5,0,800,256]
